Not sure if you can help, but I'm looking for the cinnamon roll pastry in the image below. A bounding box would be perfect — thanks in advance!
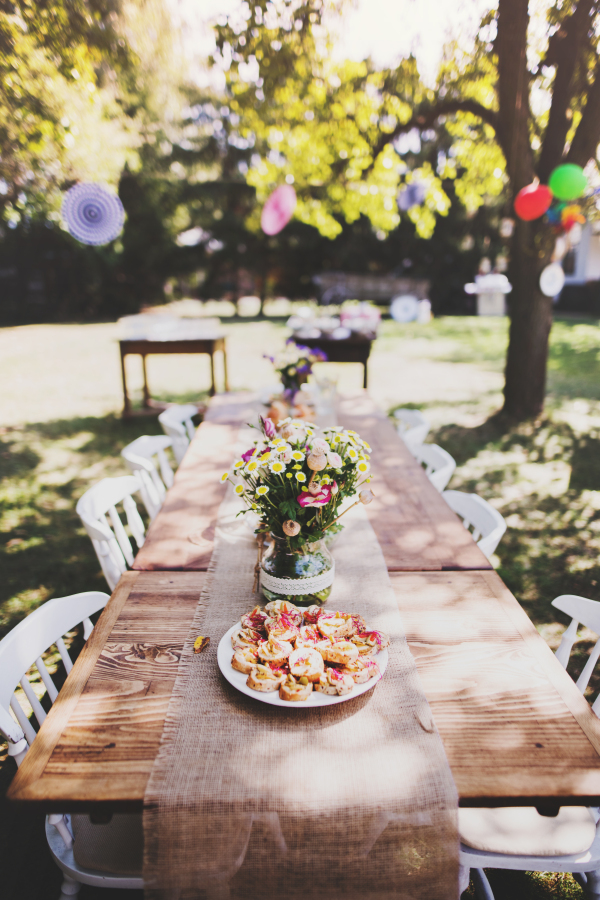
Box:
[231,627,263,651]
[241,605,269,632]
[279,674,313,702]
[351,630,390,656]
[303,604,324,625]
[246,664,286,693]
[265,613,300,643]
[264,599,302,626]
[231,646,259,674]
[315,667,355,696]
[320,640,359,666]
[288,647,324,683]
[257,636,293,665]
[340,657,380,684]
[295,624,321,648]
[317,611,353,640]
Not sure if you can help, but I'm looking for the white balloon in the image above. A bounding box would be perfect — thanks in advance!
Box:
[539,263,565,297]
[390,294,419,322]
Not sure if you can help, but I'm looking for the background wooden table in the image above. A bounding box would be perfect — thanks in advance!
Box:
[133,391,491,572]
[9,569,600,812]
[119,336,229,417]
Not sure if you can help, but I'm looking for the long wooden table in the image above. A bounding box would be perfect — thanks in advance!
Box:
[9,569,600,811]
[133,391,492,572]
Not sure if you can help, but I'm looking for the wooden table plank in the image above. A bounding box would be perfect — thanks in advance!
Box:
[7,571,205,812]
[9,570,600,810]
[391,570,600,806]
[133,391,491,572]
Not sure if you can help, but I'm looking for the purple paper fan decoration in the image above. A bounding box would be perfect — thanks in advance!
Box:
[61,182,125,245]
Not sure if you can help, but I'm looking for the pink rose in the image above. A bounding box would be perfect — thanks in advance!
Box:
[310,438,329,452]
[327,451,342,468]
[297,486,332,508]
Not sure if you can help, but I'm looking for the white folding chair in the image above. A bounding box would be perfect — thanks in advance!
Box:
[442,490,507,560]
[413,443,456,492]
[121,434,174,520]
[76,476,149,592]
[393,408,430,455]
[0,590,145,898]
[459,594,600,899]
[158,403,198,465]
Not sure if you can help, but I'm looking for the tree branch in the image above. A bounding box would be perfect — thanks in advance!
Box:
[538,0,596,181]
[567,59,600,166]
[371,98,499,162]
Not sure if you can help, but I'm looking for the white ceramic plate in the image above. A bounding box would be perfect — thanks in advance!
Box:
[217,623,388,707]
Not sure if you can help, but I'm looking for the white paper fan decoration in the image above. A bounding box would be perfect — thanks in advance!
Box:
[61,182,124,245]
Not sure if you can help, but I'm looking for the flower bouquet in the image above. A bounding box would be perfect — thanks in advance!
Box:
[265,340,328,401]
[221,415,374,607]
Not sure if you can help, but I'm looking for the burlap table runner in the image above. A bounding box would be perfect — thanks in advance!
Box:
[143,428,459,900]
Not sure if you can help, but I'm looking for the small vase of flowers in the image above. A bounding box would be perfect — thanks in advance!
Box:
[265,340,328,401]
[221,415,374,607]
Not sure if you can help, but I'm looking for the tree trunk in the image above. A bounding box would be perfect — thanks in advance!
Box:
[502,220,554,419]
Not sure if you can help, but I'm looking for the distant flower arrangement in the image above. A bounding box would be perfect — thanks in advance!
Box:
[61,182,124,246]
[221,415,374,551]
[265,340,327,400]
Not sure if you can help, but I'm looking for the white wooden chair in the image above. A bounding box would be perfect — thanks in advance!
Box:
[413,443,456,492]
[76,476,148,592]
[442,490,507,560]
[393,408,430,455]
[121,434,174,520]
[158,403,198,465]
[0,590,146,898]
[459,593,600,899]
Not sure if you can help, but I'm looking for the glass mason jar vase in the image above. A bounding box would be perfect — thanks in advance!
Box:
[260,535,334,608]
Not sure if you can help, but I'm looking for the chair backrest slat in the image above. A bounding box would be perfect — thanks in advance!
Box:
[393,409,431,456]
[10,695,36,745]
[35,656,59,701]
[552,595,600,697]
[108,504,135,566]
[54,638,73,675]
[19,676,47,726]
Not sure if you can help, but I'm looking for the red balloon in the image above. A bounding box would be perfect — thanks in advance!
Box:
[513,183,553,221]
[261,184,297,235]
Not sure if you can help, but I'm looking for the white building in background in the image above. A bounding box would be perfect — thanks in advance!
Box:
[563,222,600,284]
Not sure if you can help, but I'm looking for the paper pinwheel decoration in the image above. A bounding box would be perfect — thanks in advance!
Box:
[61,182,125,246]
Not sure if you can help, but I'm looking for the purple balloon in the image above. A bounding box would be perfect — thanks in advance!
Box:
[261,184,297,235]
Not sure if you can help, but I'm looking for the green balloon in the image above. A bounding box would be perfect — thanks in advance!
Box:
[548,164,587,201]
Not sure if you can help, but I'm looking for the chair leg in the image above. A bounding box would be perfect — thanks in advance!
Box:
[58,875,81,899]
[585,869,600,899]
[472,868,495,900]
[458,863,471,895]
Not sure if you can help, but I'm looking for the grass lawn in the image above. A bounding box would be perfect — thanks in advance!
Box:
[3,312,600,898]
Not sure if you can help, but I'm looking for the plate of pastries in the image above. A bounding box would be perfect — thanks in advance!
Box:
[217,600,389,706]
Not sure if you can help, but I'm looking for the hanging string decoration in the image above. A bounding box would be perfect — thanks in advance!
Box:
[261,184,297,235]
[61,182,125,245]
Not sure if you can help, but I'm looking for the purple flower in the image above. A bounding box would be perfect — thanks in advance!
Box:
[311,347,328,362]
[260,415,277,439]
[241,447,257,462]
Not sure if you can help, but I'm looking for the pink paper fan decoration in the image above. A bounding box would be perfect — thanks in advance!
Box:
[261,184,297,235]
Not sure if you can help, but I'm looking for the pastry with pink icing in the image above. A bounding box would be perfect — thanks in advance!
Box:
[231,627,263,650]
[264,599,302,626]
[315,667,355,696]
[288,647,324,683]
[317,611,353,640]
[295,624,321,648]
[265,613,300,643]
[241,605,269,632]
[351,630,390,656]
[340,657,380,684]
[246,664,286,692]
[320,640,359,666]
[279,674,313,702]
[257,637,293,665]
[231,646,259,674]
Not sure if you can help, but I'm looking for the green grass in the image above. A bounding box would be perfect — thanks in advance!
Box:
[4,313,600,899]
